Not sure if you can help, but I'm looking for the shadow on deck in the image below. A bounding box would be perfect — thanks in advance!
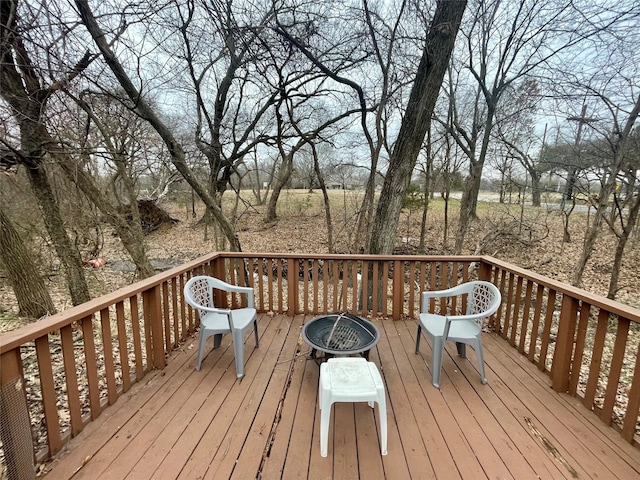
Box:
[43,313,640,479]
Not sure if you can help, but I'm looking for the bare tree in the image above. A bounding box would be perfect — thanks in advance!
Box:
[571,94,640,292]
[369,0,467,255]
[168,0,279,206]
[538,3,640,292]
[275,0,415,251]
[310,142,336,253]
[76,0,243,251]
[447,0,611,253]
[61,91,158,278]
[495,80,545,207]
[434,130,465,250]
[1,0,91,305]
[265,91,360,224]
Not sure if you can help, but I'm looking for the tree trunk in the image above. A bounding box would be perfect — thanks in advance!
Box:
[418,129,433,253]
[530,171,542,207]
[369,0,467,255]
[265,153,294,223]
[1,4,92,305]
[499,169,507,204]
[562,202,575,243]
[454,156,483,253]
[354,170,377,252]
[312,145,334,253]
[607,192,640,299]
[0,207,56,318]
[419,168,431,253]
[571,201,604,286]
[443,188,450,249]
[26,165,91,305]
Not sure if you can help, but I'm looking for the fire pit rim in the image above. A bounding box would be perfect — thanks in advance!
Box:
[301,312,380,355]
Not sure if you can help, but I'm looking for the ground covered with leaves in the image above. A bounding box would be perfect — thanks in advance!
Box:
[1,190,639,324]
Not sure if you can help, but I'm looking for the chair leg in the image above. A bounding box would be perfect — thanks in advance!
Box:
[475,339,487,384]
[377,392,388,455]
[415,325,422,353]
[196,330,208,371]
[232,330,245,379]
[320,397,332,457]
[253,319,259,347]
[319,363,332,457]
[431,337,444,388]
[213,333,223,348]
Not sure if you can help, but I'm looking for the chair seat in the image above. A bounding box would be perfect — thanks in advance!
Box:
[201,307,257,332]
[419,313,481,340]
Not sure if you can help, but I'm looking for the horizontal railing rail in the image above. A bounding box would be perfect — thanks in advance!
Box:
[0,253,638,479]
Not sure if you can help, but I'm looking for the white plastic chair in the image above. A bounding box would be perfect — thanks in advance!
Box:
[184,275,258,378]
[415,281,501,388]
[319,357,387,457]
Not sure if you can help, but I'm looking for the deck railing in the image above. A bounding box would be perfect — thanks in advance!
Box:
[1,253,639,478]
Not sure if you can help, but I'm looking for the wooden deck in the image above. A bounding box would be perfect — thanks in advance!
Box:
[43,313,640,479]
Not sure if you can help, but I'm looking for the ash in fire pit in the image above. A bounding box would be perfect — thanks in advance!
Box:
[301,312,380,360]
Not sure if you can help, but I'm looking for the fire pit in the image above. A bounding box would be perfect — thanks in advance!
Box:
[301,312,380,361]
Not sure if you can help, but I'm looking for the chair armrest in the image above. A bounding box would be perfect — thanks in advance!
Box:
[211,279,255,308]
[217,281,252,295]
[444,312,488,322]
[193,305,232,316]
[224,285,254,309]
[421,284,471,312]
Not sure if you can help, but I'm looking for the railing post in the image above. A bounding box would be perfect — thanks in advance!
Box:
[551,294,579,392]
[144,285,167,370]
[287,258,298,316]
[392,259,403,320]
[478,260,492,282]
[213,258,226,281]
[212,259,230,309]
[0,350,35,480]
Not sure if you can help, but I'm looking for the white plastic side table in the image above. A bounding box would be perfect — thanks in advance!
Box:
[318,357,387,457]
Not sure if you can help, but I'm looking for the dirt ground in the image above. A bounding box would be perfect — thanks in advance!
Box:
[0,190,639,330]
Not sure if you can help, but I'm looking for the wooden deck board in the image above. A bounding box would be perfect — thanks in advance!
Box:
[257,316,308,479]
[230,314,303,479]
[282,344,319,479]
[176,313,287,480]
[484,333,624,477]
[484,332,640,477]
[390,320,486,479]
[402,322,564,478]
[44,313,640,480]
[397,316,561,479]
[379,319,461,479]
[375,319,435,479]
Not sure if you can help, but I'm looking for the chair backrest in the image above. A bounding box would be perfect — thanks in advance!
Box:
[466,281,502,327]
[184,276,216,320]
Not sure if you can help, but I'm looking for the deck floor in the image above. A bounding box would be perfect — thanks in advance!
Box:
[44,313,640,479]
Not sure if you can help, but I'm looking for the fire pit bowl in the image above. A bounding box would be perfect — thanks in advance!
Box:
[301,312,380,359]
